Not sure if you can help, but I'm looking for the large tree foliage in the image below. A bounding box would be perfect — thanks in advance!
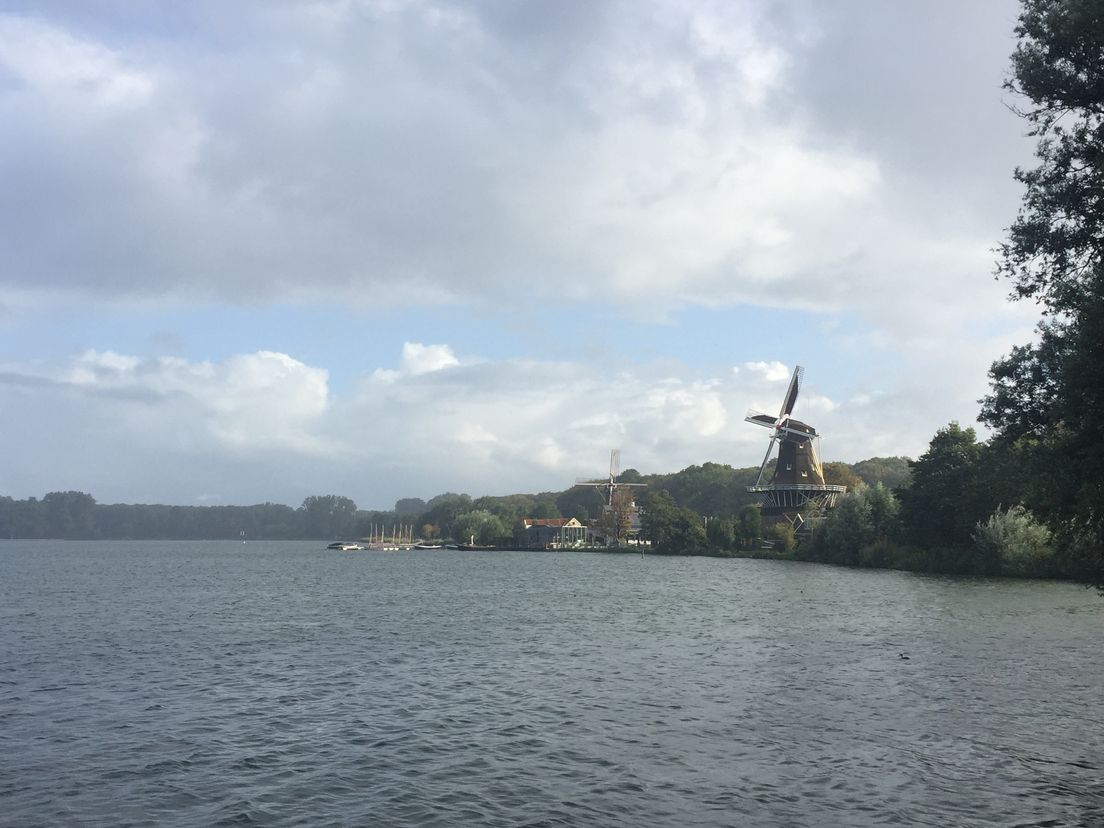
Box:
[983,0,1104,583]
[898,423,988,550]
[638,491,707,553]
[300,495,358,539]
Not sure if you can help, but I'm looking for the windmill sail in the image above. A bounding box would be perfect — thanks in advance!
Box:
[576,449,646,507]
[779,365,803,418]
[744,365,845,534]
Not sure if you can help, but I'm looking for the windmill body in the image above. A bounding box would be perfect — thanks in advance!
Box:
[745,366,846,533]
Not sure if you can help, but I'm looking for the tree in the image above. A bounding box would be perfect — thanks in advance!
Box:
[851,457,913,490]
[823,462,864,491]
[394,497,426,516]
[420,493,473,539]
[767,522,796,554]
[638,491,707,553]
[300,495,358,539]
[453,510,508,545]
[807,484,902,568]
[898,423,987,550]
[555,486,604,524]
[599,489,636,544]
[651,462,759,518]
[982,0,1104,585]
[530,500,562,520]
[43,491,97,539]
[973,505,1055,577]
[864,483,901,542]
[811,493,873,566]
[706,517,736,551]
[735,505,762,549]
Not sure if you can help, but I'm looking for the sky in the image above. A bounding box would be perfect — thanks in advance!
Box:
[0,0,1042,510]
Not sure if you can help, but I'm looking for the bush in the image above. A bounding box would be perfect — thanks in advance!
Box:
[768,522,796,553]
[972,505,1054,577]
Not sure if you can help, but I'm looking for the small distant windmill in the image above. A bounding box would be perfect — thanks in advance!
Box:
[745,366,846,533]
[576,449,646,508]
[577,449,647,546]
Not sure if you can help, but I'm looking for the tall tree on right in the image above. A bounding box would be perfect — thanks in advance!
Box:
[982,0,1104,584]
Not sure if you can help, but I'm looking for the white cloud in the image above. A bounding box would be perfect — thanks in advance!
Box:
[742,361,791,382]
[0,14,155,107]
[47,349,332,456]
[400,342,460,375]
[0,341,954,507]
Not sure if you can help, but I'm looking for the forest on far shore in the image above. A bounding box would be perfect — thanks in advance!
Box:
[0,455,907,544]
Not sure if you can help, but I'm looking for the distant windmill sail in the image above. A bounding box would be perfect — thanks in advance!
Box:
[576,449,646,507]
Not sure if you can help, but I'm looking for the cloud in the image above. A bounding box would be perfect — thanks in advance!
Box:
[23,348,333,456]
[0,1,1035,507]
[742,361,791,382]
[0,2,1028,345]
[0,341,964,508]
[0,14,155,107]
[399,342,460,375]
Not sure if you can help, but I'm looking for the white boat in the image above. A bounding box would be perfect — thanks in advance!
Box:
[326,542,363,551]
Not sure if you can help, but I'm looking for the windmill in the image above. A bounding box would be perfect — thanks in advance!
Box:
[745,366,846,533]
[576,450,647,544]
[576,449,646,508]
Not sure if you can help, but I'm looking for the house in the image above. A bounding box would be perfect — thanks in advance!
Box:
[516,517,588,549]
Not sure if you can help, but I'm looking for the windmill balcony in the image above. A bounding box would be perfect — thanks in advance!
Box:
[746,484,848,494]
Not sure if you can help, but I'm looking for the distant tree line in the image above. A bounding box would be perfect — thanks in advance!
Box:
[1,438,1090,582]
[0,458,909,543]
[0,492,356,541]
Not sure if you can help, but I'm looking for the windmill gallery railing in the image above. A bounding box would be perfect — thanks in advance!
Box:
[746,483,848,509]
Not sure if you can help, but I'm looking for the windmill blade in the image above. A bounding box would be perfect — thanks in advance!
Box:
[778,365,804,418]
[609,449,621,481]
[744,410,778,429]
[756,435,777,486]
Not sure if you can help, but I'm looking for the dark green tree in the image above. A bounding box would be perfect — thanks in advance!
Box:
[823,462,864,491]
[851,457,913,490]
[735,505,762,549]
[420,493,473,539]
[706,517,736,551]
[617,468,645,484]
[554,486,604,524]
[43,491,97,539]
[453,510,508,545]
[300,495,358,539]
[394,497,426,516]
[639,491,707,553]
[898,423,987,551]
[982,0,1104,584]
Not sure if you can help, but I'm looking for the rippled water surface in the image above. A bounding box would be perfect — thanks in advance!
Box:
[2,542,1102,826]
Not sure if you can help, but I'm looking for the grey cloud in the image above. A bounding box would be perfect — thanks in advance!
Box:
[0,2,1037,377]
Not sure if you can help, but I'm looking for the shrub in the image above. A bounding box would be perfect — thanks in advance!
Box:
[972,505,1054,577]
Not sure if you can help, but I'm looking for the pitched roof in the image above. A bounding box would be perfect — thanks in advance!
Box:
[521,517,581,528]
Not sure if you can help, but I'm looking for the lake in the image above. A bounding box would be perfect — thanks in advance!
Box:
[1,541,1101,826]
